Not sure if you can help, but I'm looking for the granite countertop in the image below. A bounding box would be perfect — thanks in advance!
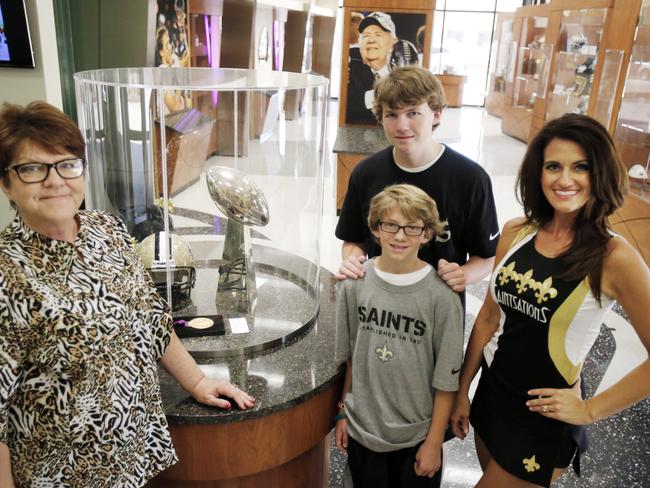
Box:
[157,271,343,425]
[333,126,389,155]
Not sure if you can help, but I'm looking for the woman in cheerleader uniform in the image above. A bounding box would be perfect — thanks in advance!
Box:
[450,113,650,487]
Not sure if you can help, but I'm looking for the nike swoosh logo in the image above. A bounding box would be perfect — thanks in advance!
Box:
[489,232,500,241]
[451,367,461,375]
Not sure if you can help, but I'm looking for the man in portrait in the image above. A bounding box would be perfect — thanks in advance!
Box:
[346,11,419,125]
[347,12,396,124]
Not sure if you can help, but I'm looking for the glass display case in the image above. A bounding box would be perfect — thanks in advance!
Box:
[500,8,550,141]
[513,43,553,109]
[494,18,515,94]
[75,67,329,356]
[512,14,549,108]
[485,12,516,117]
[546,8,608,121]
[591,49,624,128]
[614,0,650,197]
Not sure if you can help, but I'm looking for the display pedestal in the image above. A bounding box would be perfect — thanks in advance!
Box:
[147,267,343,488]
[147,382,340,487]
[436,74,467,107]
[333,126,389,212]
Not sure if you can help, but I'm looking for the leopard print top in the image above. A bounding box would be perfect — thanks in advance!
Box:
[0,210,177,487]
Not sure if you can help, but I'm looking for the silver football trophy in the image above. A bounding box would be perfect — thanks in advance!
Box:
[206,166,269,315]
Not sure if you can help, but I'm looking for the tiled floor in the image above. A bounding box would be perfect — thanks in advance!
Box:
[321,103,650,488]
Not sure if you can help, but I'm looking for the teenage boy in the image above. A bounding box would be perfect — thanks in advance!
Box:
[336,66,499,296]
[335,184,463,487]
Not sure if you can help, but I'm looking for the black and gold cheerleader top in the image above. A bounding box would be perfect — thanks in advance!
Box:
[484,225,615,389]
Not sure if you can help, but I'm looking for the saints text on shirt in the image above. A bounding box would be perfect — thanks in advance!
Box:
[357,305,427,337]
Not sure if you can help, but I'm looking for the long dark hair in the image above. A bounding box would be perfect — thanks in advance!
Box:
[516,113,628,301]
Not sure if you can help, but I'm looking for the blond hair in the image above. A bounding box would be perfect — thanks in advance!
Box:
[372,66,447,125]
[368,184,443,241]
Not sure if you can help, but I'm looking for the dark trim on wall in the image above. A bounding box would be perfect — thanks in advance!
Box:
[53,0,77,120]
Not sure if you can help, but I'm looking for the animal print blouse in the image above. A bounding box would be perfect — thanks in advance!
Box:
[0,210,177,487]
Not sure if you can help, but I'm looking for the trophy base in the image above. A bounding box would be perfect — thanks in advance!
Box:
[173,242,319,358]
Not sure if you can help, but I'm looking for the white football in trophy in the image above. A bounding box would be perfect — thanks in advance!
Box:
[206,166,270,226]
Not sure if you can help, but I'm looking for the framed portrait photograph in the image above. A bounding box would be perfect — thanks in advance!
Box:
[343,10,428,126]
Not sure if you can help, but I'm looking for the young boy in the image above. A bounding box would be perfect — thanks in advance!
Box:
[335,184,464,488]
[336,66,499,298]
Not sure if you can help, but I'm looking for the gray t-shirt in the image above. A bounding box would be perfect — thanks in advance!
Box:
[335,259,463,452]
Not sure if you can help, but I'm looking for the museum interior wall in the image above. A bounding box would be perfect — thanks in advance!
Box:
[0,0,62,229]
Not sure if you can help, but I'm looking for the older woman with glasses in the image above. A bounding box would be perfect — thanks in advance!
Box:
[0,101,255,488]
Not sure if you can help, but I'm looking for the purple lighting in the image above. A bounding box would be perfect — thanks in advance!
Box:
[204,15,219,108]
[205,15,212,66]
[273,20,280,71]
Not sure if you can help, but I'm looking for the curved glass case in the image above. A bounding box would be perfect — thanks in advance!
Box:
[74,67,329,356]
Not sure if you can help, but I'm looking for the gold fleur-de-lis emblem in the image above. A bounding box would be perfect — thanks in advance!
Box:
[498,261,557,304]
[522,455,540,473]
[375,341,394,363]
[516,269,534,294]
[533,276,558,304]
[497,262,516,286]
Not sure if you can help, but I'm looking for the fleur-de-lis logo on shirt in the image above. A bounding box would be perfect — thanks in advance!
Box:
[375,341,394,362]
[498,261,558,304]
[523,455,540,473]
[497,262,516,286]
[533,276,558,304]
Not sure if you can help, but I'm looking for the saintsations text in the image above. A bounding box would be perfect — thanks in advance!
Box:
[495,290,550,323]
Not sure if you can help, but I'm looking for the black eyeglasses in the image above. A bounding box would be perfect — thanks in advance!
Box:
[378,221,425,236]
[5,158,86,183]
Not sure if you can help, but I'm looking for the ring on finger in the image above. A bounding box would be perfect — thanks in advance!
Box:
[542,405,548,413]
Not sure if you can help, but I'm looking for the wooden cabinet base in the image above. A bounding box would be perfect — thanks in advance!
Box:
[148,378,341,488]
[337,153,365,211]
[147,440,327,488]
[501,105,533,143]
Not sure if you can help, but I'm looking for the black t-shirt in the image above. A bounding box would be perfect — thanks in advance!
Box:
[335,145,500,267]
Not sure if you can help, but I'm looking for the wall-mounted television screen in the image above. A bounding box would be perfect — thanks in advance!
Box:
[0,0,35,69]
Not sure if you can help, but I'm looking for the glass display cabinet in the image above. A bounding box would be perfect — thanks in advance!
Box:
[75,67,329,357]
[613,0,650,193]
[610,0,650,267]
[499,0,643,143]
[485,12,516,118]
[591,48,625,128]
[545,8,608,121]
[501,6,551,142]
[513,42,553,110]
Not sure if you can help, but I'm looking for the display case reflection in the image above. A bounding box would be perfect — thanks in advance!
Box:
[75,67,328,356]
